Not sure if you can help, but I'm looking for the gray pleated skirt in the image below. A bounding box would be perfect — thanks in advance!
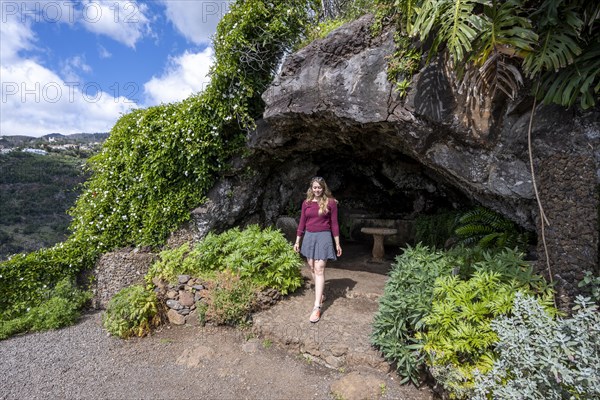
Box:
[300,231,337,261]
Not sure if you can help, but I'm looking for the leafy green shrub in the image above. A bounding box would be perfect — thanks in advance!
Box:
[420,269,555,399]
[454,207,532,251]
[473,294,600,400]
[386,32,422,97]
[371,244,459,384]
[102,285,161,339]
[144,242,200,286]
[203,271,259,325]
[147,225,303,295]
[578,271,600,304]
[0,277,91,340]
[371,244,551,390]
[413,209,460,248]
[67,0,315,251]
[0,240,95,321]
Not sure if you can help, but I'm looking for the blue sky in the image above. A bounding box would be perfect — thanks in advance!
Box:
[1,0,230,137]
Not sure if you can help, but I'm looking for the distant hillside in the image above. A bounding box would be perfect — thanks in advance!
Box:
[0,133,108,158]
[0,132,108,148]
[0,151,90,260]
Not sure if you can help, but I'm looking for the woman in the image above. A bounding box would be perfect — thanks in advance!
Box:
[293,176,342,323]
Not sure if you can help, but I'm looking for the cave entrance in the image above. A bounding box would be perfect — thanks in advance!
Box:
[304,151,472,270]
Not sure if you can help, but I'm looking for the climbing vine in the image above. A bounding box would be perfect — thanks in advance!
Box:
[0,0,316,332]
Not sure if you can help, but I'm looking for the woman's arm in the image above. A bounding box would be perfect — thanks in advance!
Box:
[294,201,307,253]
[330,199,342,256]
[334,235,342,257]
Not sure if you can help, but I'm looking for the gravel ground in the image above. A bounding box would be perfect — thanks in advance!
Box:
[1,244,435,400]
[0,312,342,400]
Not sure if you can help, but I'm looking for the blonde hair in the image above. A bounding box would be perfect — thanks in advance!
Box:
[305,177,335,215]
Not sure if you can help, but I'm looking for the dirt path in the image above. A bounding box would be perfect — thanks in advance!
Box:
[0,242,434,400]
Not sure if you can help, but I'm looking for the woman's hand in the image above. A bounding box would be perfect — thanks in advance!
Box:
[293,242,300,253]
[336,244,342,257]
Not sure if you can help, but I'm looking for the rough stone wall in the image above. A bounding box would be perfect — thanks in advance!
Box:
[92,247,158,309]
[537,154,599,308]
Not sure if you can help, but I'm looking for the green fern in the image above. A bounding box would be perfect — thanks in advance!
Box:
[454,207,531,251]
[413,210,460,248]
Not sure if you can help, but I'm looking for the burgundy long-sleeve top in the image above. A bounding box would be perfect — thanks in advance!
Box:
[296,198,340,237]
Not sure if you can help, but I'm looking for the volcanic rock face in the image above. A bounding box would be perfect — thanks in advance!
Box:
[249,14,600,302]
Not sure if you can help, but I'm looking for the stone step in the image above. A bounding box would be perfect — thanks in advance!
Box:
[252,265,392,373]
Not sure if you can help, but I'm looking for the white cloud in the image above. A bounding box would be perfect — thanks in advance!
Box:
[0,14,138,137]
[161,0,230,44]
[60,55,93,82]
[143,47,214,105]
[0,0,152,48]
[1,60,137,136]
[98,44,112,59]
[0,12,36,64]
[78,0,152,48]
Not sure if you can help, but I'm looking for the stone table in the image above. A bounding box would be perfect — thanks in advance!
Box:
[360,227,398,262]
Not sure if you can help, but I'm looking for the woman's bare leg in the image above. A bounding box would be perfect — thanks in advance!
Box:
[313,260,326,308]
[306,258,315,285]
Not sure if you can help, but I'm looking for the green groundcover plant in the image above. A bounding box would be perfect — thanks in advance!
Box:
[420,266,555,399]
[371,244,460,384]
[201,271,260,326]
[102,284,162,339]
[0,277,91,339]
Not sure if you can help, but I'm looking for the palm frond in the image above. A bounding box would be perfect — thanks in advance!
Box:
[457,0,536,102]
[438,0,482,64]
[474,0,537,64]
[537,39,600,109]
[395,0,423,33]
[412,0,482,66]
[524,1,584,77]
[461,52,524,103]
[412,0,443,41]
[582,0,600,32]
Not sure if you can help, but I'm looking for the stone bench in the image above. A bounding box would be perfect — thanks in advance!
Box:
[360,227,398,262]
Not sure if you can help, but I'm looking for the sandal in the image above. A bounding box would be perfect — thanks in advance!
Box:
[309,306,321,323]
